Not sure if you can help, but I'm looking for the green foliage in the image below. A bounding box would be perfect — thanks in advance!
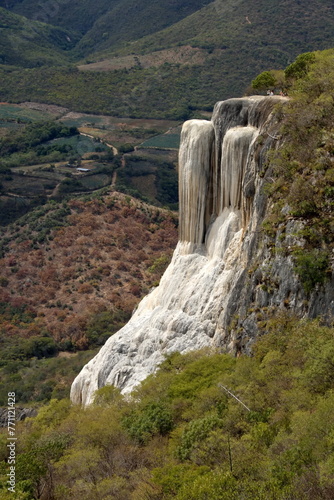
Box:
[116,154,178,209]
[293,249,330,294]
[148,254,171,274]
[2,318,334,498]
[175,471,238,500]
[155,161,178,208]
[0,121,79,182]
[118,143,135,153]
[165,351,235,400]
[85,309,130,346]
[284,52,316,80]
[0,121,78,159]
[93,385,123,407]
[26,336,58,359]
[122,402,174,444]
[260,49,334,292]
[177,414,223,460]
[0,348,97,405]
[57,177,84,194]
[252,71,276,90]
[151,463,212,499]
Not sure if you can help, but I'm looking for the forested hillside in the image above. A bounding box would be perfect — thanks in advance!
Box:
[0,192,178,404]
[0,7,77,67]
[2,0,334,118]
[7,0,212,46]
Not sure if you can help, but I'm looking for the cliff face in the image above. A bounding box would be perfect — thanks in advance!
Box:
[71,95,334,406]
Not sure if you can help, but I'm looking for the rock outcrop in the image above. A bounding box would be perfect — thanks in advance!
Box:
[0,407,37,427]
[71,95,334,406]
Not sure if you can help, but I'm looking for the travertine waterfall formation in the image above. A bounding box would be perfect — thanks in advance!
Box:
[71,96,333,406]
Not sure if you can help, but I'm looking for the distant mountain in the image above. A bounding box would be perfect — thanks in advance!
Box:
[6,0,334,64]
[6,0,213,55]
[0,7,78,67]
[6,0,112,35]
[2,0,334,118]
[89,0,334,67]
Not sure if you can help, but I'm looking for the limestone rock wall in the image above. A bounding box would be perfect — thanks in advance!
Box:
[71,95,333,406]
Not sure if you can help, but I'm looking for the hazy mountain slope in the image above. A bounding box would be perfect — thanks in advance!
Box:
[73,0,213,57]
[0,7,78,67]
[96,0,334,67]
[6,0,112,34]
[2,0,334,121]
[6,0,213,55]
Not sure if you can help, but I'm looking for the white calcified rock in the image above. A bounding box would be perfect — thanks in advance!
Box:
[70,96,287,406]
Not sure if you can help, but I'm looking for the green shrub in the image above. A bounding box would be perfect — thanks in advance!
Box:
[252,71,276,90]
[293,249,330,294]
[177,414,223,461]
[284,52,316,80]
[122,402,174,444]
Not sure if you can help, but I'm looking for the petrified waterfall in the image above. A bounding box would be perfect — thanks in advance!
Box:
[71,96,287,406]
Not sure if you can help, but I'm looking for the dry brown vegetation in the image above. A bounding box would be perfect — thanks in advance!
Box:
[0,192,178,349]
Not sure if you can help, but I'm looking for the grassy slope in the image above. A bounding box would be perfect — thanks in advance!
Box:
[0,7,78,67]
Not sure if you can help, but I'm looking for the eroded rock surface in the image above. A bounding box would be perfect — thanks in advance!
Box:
[71,96,334,406]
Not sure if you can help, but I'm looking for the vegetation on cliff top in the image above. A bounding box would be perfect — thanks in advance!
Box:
[256,49,334,293]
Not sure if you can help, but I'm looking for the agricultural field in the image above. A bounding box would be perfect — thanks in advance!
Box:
[47,134,109,157]
[0,103,183,223]
[0,162,115,225]
[116,149,178,209]
[0,103,183,150]
[0,102,65,124]
[139,132,180,149]
[59,113,181,149]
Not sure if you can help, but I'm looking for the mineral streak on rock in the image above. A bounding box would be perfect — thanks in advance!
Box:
[71,96,292,406]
